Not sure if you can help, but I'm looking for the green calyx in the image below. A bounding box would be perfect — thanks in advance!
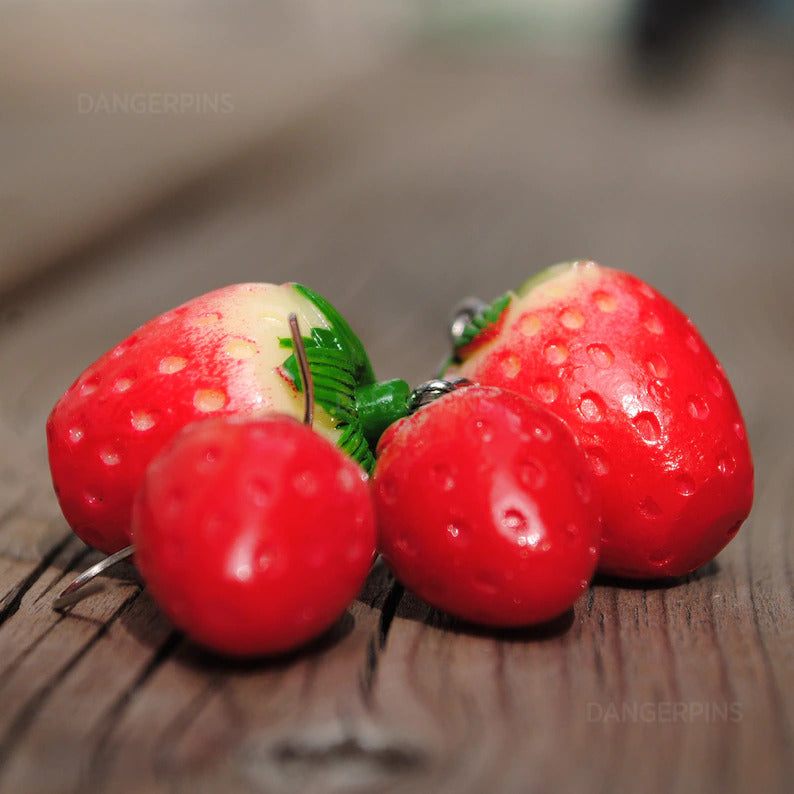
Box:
[355,379,412,446]
[280,284,409,473]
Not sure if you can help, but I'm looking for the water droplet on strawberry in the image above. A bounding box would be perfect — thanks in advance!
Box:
[446,521,469,541]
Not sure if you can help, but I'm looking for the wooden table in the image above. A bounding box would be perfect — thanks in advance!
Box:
[1,44,793,794]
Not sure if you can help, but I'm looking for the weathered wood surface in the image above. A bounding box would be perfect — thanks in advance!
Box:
[1,43,793,794]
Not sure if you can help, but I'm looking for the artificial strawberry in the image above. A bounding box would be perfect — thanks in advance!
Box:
[47,282,408,554]
[132,414,376,657]
[373,384,601,627]
[444,260,754,578]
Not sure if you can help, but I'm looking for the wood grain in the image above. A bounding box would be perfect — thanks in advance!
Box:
[1,42,792,794]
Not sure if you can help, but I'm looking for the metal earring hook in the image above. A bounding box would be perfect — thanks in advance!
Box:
[53,544,135,610]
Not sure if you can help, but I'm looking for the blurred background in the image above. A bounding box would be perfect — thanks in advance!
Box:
[1,0,793,395]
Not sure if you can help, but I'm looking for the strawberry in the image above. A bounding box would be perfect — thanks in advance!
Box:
[444,260,754,578]
[373,385,601,626]
[47,282,408,554]
[132,414,376,657]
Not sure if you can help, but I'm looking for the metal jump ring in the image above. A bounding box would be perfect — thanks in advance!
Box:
[449,297,488,346]
[407,378,470,413]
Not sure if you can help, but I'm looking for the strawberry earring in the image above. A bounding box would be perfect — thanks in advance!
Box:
[46,282,410,556]
[46,260,755,648]
[372,381,602,627]
[56,314,378,658]
[53,311,321,608]
[442,260,753,579]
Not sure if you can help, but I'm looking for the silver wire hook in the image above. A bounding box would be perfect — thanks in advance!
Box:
[53,544,135,610]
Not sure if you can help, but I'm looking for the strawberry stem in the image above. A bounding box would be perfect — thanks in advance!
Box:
[288,313,314,427]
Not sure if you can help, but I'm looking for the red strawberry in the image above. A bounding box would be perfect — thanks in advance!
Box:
[132,414,376,657]
[444,260,754,578]
[373,385,601,627]
[46,283,400,554]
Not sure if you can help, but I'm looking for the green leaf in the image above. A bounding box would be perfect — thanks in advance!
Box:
[292,283,376,385]
[279,284,381,472]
